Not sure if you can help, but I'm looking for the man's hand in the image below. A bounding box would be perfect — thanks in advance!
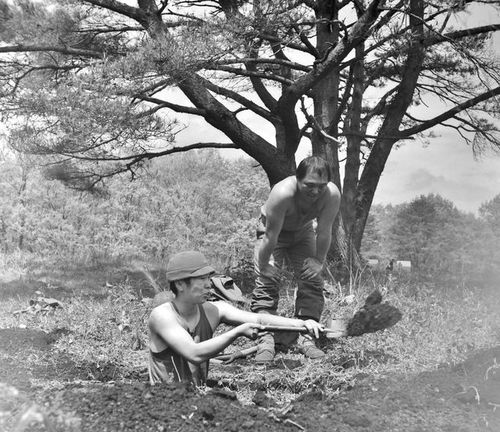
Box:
[236,323,266,340]
[300,257,323,280]
[301,319,324,339]
[259,263,283,282]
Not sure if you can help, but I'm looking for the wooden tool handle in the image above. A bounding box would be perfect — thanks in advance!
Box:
[259,325,308,333]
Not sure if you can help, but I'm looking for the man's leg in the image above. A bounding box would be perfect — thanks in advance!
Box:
[251,229,288,363]
[288,225,325,359]
[251,244,283,315]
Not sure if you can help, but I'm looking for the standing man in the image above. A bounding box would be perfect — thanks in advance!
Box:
[252,156,341,362]
[148,251,327,386]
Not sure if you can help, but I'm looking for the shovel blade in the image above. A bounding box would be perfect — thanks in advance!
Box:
[324,318,348,338]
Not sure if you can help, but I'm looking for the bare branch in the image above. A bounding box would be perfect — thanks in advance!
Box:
[0,45,104,59]
[201,80,275,122]
[400,86,500,137]
[215,57,311,73]
[424,24,500,47]
[133,96,204,116]
[82,0,148,25]
[206,65,294,85]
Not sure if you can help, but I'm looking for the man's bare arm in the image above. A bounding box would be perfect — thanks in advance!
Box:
[315,184,341,262]
[149,310,262,364]
[300,184,341,280]
[215,301,324,338]
[257,185,289,276]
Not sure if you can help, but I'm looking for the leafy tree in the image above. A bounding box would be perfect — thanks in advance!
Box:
[388,194,474,280]
[361,203,398,260]
[1,0,499,263]
[0,150,267,268]
[479,194,500,233]
[477,194,500,279]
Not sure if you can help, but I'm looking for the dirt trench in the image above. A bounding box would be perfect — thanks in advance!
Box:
[1,327,500,432]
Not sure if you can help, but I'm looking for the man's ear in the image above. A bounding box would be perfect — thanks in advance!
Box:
[175,279,189,293]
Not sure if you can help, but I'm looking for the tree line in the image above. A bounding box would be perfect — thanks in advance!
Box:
[1,150,498,288]
[362,194,500,287]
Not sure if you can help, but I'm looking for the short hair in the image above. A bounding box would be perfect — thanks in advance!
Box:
[169,278,193,296]
[296,156,331,182]
[169,281,179,295]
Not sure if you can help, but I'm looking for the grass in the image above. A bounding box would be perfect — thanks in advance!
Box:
[1,252,499,406]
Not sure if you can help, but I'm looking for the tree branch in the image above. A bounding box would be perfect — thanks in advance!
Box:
[215,57,311,73]
[133,96,204,116]
[207,65,294,85]
[279,0,384,108]
[201,79,275,122]
[424,24,500,48]
[82,0,148,26]
[0,45,103,59]
[400,86,500,137]
[124,142,238,163]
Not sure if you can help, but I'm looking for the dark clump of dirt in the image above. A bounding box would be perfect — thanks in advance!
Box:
[36,382,298,432]
[347,302,403,336]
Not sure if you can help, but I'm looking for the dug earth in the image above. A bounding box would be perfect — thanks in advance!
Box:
[0,327,499,431]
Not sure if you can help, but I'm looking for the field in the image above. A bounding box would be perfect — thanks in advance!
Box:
[1,256,499,432]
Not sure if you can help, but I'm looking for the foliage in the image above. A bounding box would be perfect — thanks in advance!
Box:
[0,150,268,272]
[388,194,464,273]
[479,193,500,233]
[2,148,500,289]
[361,193,500,286]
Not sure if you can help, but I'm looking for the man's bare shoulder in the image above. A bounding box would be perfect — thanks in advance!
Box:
[326,182,341,201]
[203,301,221,316]
[149,302,175,326]
[269,176,296,201]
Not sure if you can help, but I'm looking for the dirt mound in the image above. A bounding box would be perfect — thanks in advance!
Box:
[291,345,500,432]
[1,324,499,431]
[1,346,499,431]
[12,383,299,432]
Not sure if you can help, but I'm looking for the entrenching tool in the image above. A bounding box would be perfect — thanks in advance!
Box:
[213,290,403,363]
[257,290,403,339]
[257,318,349,339]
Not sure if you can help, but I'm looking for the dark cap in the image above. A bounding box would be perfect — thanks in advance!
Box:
[166,251,215,282]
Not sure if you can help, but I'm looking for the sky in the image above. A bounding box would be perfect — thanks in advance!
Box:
[371,130,500,213]
[175,117,500,214]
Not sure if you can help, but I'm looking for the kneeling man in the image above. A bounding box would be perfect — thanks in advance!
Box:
[148,251,324,386]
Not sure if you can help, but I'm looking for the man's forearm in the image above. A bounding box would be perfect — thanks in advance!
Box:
[257,314,308,327]
[188,327,242,363]
[315,231,332,263]
[258,235,276,267]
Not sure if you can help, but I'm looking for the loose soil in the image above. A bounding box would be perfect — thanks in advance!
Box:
[1,326,499,431]
[1,269,499,431]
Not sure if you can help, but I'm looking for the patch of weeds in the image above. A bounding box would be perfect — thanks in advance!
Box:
[50,285,149,379]
[340,286,499,375]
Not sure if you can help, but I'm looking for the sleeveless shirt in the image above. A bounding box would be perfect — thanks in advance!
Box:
[148,303,214,386]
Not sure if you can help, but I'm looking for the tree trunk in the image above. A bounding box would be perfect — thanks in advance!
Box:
[351,0,426,250]
[17,165,28,250]
[309,2,363,273]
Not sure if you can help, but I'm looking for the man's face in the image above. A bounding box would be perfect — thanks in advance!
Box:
[297,171,329,201]
[184,275,212,304]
